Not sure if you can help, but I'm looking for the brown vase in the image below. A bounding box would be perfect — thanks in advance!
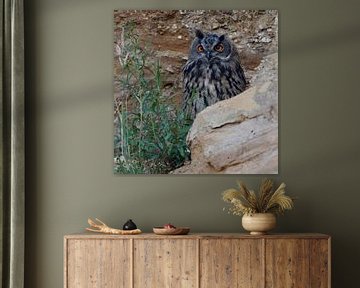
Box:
[242,213,276,235]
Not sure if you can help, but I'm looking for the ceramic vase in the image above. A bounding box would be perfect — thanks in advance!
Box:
[242,213,276,235]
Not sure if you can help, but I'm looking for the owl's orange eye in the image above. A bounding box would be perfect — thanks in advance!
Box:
[197,44,204,53]
[214,44,224,52]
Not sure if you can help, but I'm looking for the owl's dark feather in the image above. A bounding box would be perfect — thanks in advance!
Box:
[183,30,246,119]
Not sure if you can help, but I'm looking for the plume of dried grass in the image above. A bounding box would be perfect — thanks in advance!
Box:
[222,179,294,216]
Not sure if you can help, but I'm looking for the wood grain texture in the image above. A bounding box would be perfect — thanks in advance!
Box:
[200,239,264,288]
[64,234,330,288]
[265,239,310,288]
[65,233,330,240]
[133,239,197,288]
[310,239,330,288]
[66,239,131,288]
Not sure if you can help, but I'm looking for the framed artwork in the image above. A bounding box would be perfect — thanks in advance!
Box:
[113,10,278,174]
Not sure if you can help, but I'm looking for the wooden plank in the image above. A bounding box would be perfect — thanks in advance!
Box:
[133,239,197,288]
[65,233,330,240]
[310,239,330,288]
[265,239,310,288]
[196,239,200,288]
[328,238,331,288]
[130,238,134,288]
[262,239,266,288]
[200,239,264,288]
[66,239,131,288]
[64,238,68,288]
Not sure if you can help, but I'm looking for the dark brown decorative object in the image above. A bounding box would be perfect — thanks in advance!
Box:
[123,219,137,230]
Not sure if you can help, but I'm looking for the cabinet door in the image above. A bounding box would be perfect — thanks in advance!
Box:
[134,239,198,288]
[200,239,264,288]
[309,239,330,288]
[265,239,329,288]
[65,239,131,288]
[266,239,309,288]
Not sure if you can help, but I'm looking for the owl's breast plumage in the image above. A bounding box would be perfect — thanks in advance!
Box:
[183,58,246,118]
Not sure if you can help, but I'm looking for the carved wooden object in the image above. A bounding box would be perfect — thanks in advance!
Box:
[86,218,142,235]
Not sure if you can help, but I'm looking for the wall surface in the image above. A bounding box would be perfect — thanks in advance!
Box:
[24,0,360,287]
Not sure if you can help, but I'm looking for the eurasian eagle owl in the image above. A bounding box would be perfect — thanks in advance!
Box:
[183,29,246,119]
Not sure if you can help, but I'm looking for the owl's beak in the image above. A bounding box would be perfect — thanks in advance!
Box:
[206,51,212,59]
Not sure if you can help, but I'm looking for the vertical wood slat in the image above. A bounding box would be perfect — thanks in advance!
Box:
[130,238,134,288]
[196,238,200,288]
[200,239,264,288]
[262,238,266,288]
[133,239,197,288]
[328,238,331,288]
[64,238,69,288]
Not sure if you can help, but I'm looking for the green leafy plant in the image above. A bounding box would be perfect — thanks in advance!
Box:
[113,22,192,174]
[222,179,294,216]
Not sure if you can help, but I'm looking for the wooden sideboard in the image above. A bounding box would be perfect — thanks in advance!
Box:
[64,233,330,288]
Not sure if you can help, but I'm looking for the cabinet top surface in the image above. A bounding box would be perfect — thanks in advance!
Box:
[64,232,330,240]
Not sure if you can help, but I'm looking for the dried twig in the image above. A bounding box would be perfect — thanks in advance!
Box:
[86,218,142,235]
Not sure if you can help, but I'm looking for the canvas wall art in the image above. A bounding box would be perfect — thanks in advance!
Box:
[113,10,278,174]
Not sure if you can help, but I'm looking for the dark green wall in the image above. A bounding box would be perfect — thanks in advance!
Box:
[25,0,360,287]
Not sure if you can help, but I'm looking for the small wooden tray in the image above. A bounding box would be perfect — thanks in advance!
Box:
[153,227,190,235]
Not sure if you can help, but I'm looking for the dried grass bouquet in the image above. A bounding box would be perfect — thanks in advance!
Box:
[222,179,294,216]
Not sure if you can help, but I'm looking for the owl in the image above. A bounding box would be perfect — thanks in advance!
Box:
[183,29,246,119]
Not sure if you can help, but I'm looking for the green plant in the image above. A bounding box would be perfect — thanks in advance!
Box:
[113,22,192,174]
[222,179,294,216]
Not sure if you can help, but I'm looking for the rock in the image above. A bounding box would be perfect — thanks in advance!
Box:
[211,22,220,30]
[173,53,278,174]
[165,66,175,73]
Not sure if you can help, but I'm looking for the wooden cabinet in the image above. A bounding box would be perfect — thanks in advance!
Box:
[64,233,330,288]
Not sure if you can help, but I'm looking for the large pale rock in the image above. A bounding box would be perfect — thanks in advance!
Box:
[174,53,278,174]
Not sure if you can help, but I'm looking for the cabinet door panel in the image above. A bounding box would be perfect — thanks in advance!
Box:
[310,239,330,288]
[134,239,198,288]
[66,239,131,288]
[200,239,264,288]
[265,239,310,288]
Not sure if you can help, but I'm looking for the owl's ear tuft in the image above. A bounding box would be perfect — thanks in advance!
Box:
[195,29,205,39]
[219,34,225,42]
